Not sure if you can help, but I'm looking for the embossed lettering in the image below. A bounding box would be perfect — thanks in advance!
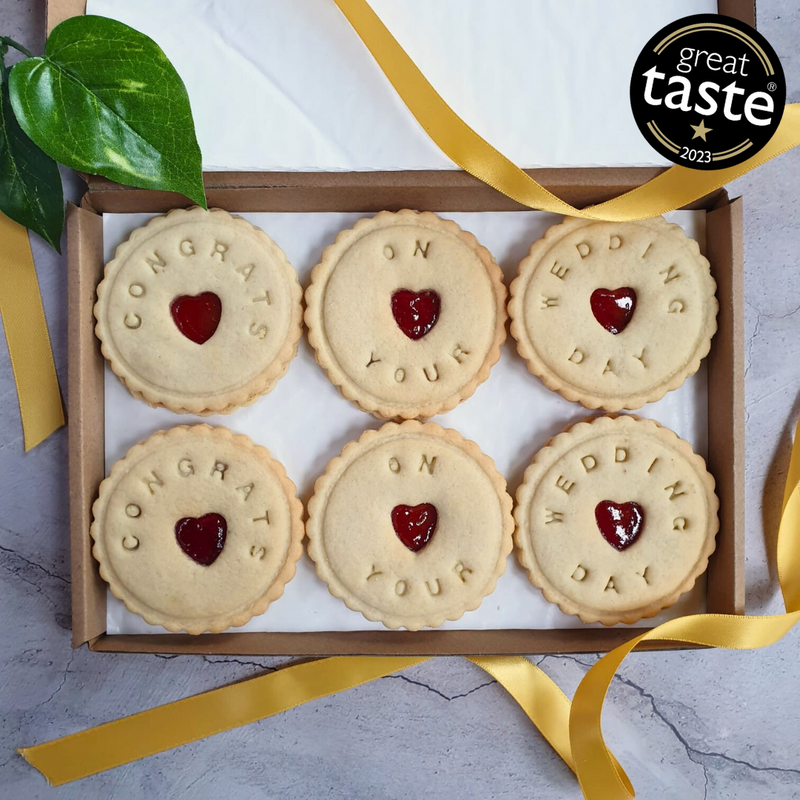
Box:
[394,368,406,383]
[423,364,439,382]
[668,299,685,313]
[451,344,470,363]
[414,240,430,258]
[425,579,442,596]
[236,263,255,281]
[388,457,401,474]
[249,545,267,560]
[571,565,587,582]
[125,503,141,518]
[665,481,686,500]
[454,562,473,583]
[145,252,166,274]
[383,245,395,260]
[609,235,622,250]
[178,458,194,477]
[366,352,381,368]
[633,348,647,368]
[249,323,268,339]
[550,262,569,280]
[603,359,615,375]
[179,239,195,256]
[395,580,408,596]
[122,535,140,551]
[211,461,228,480]
[576,242,591,259]
[142,471,163,494]
[541,296,559,309]
[615,448,628,463]
[637,566,650,584]
[647,458,658,473]
[212,241,228,261]
[660,264,680,284]
[568,348,584,364]
[555,475,575,494]
[253,510,271,525]
[129,283,145,297]
[419,455,437,475]
[252,291,271,304]
[124,313,142,329]
[545,509,564,524]
[580,455,597,472]
[604,577,618,592]
[367,565,382,581]
[673,516,687,530]
[237,483,254,501]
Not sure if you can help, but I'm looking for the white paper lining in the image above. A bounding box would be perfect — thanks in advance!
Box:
[103,209,708,635]
[87,0,717,171]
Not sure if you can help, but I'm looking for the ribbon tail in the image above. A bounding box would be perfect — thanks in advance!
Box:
[0,214,64,450]
[18,656,429,786]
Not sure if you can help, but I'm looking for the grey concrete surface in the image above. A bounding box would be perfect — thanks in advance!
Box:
[0,1,798,797]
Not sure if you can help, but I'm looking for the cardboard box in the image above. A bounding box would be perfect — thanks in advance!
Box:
[51,0,749,654]
[67,170,744,655]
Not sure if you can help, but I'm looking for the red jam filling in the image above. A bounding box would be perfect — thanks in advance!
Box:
[175,513,227,566]
[391,503,438,552]
[590,288,637,334]
[170,292,222,344]
[595,501,645,551]
[391,290,440,340]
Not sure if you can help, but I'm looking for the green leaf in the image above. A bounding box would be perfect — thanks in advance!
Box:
[8,15,206,207]
[0,68,64,251]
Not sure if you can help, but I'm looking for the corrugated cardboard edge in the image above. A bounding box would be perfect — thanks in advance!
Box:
[67,203,107,648]
[705,197,746,614]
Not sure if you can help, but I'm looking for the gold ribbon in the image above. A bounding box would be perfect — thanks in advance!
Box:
[0,214,64,450]
[332,0,800,222]
[16,1,800,794]
[22,655,625,786]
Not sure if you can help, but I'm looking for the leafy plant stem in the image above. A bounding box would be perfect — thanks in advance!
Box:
[0,36,33,59]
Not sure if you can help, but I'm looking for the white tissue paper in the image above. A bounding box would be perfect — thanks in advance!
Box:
[87,0,716,171]
[103,209,708,635]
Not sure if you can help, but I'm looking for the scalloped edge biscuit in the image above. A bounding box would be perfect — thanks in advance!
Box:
[306,420,515,630]
[508,216,718,411]
[91,424,305,634]
[94,207,304,415]
[305,210,507,420]
[513,414,719,625]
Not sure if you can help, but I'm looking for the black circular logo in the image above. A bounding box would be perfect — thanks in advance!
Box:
[630,14,785,170]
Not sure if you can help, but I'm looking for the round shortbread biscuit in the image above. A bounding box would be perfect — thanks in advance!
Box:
[305,210,507,419]
[95,207,303,414]
[306,421,514,630]
[514,415,719,625]
[91,425,304,634]
[509,216,718,411]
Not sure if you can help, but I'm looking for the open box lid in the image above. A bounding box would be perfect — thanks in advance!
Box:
[48,0,755,191]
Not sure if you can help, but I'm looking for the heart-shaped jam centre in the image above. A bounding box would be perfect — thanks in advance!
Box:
[391,503,438,552]
[170,292,222,344]
[391,290,440,340]
[590,288,636,334]
[175,513,227,566]
[595,501,645,551]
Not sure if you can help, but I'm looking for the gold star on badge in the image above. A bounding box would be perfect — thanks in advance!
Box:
[690,119,713,141]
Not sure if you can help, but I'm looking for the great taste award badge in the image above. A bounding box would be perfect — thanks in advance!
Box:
[630,13,786,170]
